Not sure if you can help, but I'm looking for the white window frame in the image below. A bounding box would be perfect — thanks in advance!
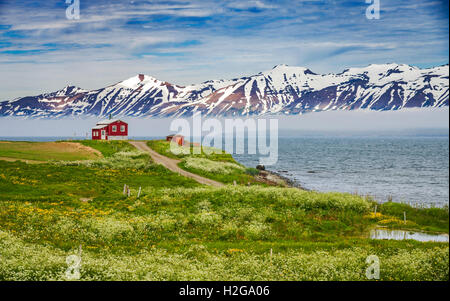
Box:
[112,125,117,132]
[120,125,125,132]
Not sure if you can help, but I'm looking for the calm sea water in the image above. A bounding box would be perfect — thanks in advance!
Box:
[232,136,449,207]
[1,136,448,206]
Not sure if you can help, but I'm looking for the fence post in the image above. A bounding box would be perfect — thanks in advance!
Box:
[403,212,406,224]
[138,187,141,198]
[123,184,127,195]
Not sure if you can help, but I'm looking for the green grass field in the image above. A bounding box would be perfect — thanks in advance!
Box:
[146,140,236,162]
[77,140,135,157]
[0,141,101,161]
[0,140,448,281]
[147,140,261,184]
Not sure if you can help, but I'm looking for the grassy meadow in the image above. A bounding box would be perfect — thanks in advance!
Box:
[0,141,101,162]
[0,140,448,281]
[147,140,260,184]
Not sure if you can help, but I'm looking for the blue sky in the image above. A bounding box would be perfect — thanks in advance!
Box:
[0,0,448,99]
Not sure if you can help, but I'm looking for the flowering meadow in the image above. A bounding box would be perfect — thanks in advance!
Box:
[0,140,448,281]
[183,157,244,174]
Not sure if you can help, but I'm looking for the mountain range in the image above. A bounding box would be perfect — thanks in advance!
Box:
[0,63,448,118]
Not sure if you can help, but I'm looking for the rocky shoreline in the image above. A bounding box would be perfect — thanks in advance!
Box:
[267,169,307,190]
[254,167,307,190]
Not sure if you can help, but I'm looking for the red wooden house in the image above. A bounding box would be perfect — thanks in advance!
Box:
[92,119,128,140]
[166,134,184,146]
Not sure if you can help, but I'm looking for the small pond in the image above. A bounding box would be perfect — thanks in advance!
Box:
[370,229,449,243]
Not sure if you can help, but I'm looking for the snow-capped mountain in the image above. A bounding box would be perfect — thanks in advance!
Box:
[0,63,448,118]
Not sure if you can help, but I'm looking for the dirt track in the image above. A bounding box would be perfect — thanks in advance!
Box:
[129,141,224,187]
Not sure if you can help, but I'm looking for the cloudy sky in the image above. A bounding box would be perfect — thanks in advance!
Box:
[0,0,448,100]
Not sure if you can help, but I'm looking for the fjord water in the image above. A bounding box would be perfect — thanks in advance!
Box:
[233,136,449,207]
